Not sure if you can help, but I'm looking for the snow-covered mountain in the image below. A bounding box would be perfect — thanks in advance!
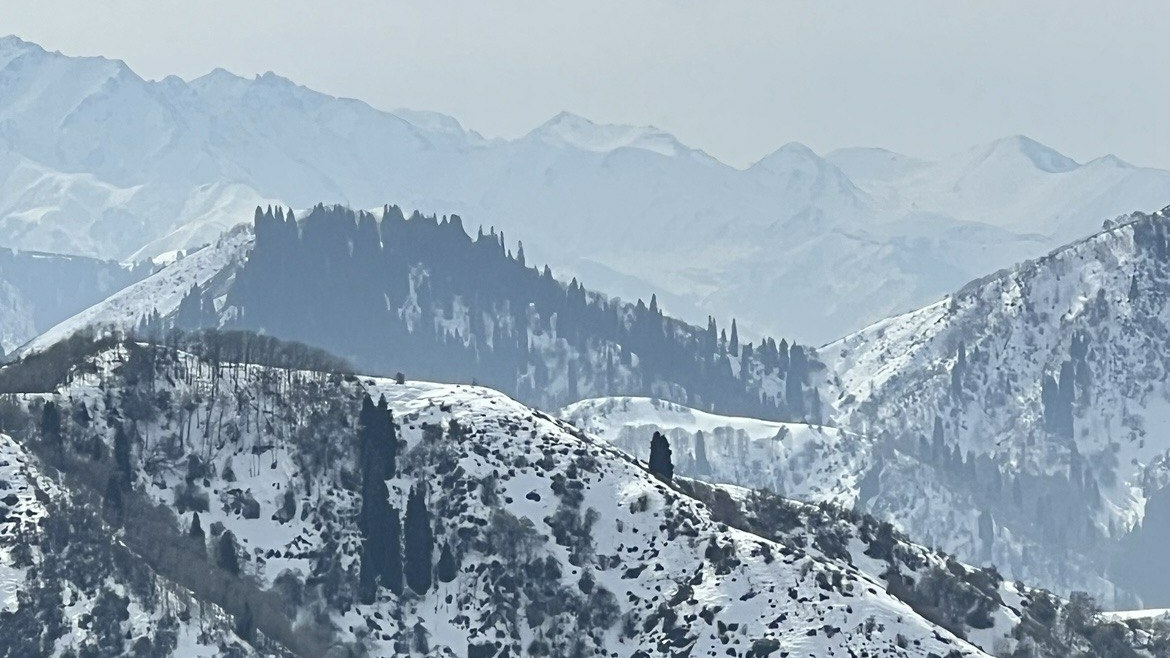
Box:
[820,206,1170,606]
[559,208,1170,609]
[0,338,1162,657]
[2,35,1167,342]
[20,198,1170,609]
[16,205,824,425]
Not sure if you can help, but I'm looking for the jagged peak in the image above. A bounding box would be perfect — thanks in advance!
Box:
[0,34,135,81]
[255,70,297,87]
[0,34,37,52]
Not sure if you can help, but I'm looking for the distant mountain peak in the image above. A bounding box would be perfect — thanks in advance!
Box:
[752,141,822,167]
[974,134,1080,173]
[1085,153,1134,169]
[255,70,297,87]
[0,33,33,49]
[0,34,133,77]
[193,66,244,83]
[526,110,699,159]
[0,34,44,59]
[750,142,864,202]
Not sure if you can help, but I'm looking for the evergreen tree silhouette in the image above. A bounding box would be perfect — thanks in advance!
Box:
[693,430,711,476]
[403,483,434,594]
[218,531,240,575]
[436,542,457,583]
[40,400,62,453]
[649,431,674,481]
[358,394,403,602]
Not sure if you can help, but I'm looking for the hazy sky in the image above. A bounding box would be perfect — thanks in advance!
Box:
[5,0,1169,169]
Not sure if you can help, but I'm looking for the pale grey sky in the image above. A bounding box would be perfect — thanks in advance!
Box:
[5,0,1169,169]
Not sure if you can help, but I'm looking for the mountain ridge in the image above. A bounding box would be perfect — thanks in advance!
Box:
[2,34,1167,342]
[1,336,1164,656]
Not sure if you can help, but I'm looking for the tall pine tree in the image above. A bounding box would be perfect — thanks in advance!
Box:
[403,483,434,594]
[357,394,403,603]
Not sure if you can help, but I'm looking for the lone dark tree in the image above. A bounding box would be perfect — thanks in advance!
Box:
[649,431,674,481]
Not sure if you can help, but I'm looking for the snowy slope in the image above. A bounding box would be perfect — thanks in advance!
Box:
[0,342,1016,657]
[15,226,252,356]
[557,393,1110,606]
[0,433,270,657]
[822,207,1170,606]
[560,396,872,507]
[3,36,1168,341]
[546,208,1170,609]
[3,341,1162,656]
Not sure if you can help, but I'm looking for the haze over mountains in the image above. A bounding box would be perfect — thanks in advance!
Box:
[2,34,1168,342]
[4,6,1170,655]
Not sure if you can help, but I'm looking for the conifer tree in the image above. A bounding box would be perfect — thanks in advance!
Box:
[358,394,402,602]
[190,511,204,540]
[648,431,674,481]
[436,542,457,583]
[403,484,434,594]
[41,400,62,453]
[951,342,967,397]
[386,508,404,595]
[218,531,241,576]
[693,430,711,476]
[729,320,739,356]
[785,346,806,417]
